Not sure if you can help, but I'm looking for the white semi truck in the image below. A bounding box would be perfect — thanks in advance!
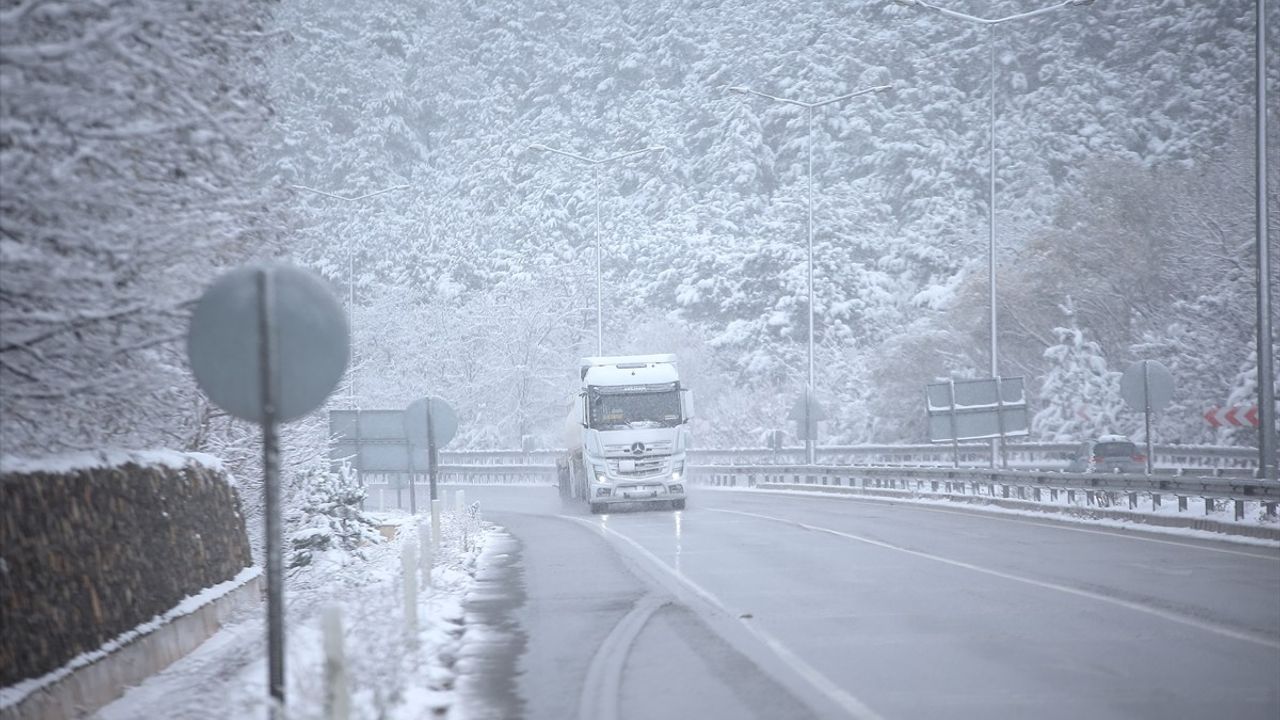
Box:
[558,354,693,513]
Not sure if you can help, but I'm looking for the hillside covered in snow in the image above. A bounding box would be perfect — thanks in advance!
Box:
[2,0,1276,456]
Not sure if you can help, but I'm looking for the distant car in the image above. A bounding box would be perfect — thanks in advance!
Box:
[1066,435,1145,473]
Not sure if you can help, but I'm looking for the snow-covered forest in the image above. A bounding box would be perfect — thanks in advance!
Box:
[2,0,1277,459]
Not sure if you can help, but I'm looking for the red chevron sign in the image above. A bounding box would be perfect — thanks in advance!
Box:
[1204,405,1260,428]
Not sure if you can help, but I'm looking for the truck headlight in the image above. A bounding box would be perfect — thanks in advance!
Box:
[592,465,609,483]
[672,462,684,481]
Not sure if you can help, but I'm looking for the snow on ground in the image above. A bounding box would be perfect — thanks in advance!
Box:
[93,502,492,720]
[1,566,262,710]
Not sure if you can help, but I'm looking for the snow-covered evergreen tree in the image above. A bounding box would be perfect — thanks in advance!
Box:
[289,465,382,569]
[1032,299,1124,441]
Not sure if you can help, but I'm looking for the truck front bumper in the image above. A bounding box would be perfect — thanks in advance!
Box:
[590,480,685,505]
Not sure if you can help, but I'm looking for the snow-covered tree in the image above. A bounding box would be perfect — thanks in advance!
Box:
[288,464,382,569]
[1032,300,1123,441]
[1,0,281,455]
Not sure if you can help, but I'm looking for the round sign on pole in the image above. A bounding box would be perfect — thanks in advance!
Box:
[404,396,459,447]
[188,263,349,423]
[1120,360,1174,412]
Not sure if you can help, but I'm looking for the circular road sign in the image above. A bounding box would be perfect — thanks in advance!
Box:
[188,263,349,423]
[404,396,459,448]
[1120,360,1174,413]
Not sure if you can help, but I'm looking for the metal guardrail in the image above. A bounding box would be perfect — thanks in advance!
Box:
[439,450,564,465]
[686,464,1280,521]
[374,461,1278,531]
[361,464,559,486]
[684,443,1260,471]
[359,465,558,512]
[437,443,1260,472]
[369,461,1277,507]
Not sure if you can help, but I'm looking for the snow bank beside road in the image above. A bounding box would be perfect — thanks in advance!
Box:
[94,504,492,720]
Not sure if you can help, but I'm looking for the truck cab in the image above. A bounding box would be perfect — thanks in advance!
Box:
[561,354,692,513]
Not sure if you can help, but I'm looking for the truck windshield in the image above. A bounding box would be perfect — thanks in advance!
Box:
[588,386,681,430]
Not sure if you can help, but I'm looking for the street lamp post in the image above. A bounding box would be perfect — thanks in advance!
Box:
[527,143,666,355]
[1255,0,1277,481]
[290,183,411,406]
[728,84,891,465]
[893,0,1094,468]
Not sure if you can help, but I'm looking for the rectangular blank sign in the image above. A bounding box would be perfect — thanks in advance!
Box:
[329,410,408,441]
[926,377,1025,411]
[928,408,1030,442]
[329,439,433,472]
[926,377,1028,442]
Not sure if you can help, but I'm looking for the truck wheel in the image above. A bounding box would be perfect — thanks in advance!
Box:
[589,502,605,514]
[572,458,588,500]
[672,499,686,511]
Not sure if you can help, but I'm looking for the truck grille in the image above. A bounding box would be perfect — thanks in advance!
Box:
[604,440,674,456]
[606,457,670,478]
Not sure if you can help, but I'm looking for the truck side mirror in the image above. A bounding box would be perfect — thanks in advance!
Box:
[577,392,588,427]
[681,388,695,422]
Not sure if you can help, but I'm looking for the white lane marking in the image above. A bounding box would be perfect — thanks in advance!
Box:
[723,487,1280,560]
[563,515,884,720]
[713,508,1280,651]
[578,594,669,720]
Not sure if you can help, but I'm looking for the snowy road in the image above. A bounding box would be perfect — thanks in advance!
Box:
[454,486,1280,720]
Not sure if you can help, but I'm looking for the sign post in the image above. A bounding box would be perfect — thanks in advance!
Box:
[947,380,960,468]
[788,393,825,463]
[256,270,284,715]
[188,263,348,719]
[427,406,437,546]
[404,397,458,547]
[1120,360,1174,476]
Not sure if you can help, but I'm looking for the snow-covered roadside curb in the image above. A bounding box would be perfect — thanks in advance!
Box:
[350,510,494,719]
[704,486,1280,549]
[1,566,262,717]
[89,506,494,720]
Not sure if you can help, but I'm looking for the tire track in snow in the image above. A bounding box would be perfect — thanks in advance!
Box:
[577,593,670,720]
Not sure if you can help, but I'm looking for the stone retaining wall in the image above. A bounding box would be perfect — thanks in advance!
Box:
[0,451,253,689]
[0,570,261,720]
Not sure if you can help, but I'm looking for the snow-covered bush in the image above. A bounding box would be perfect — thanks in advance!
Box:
[289,465,382,569]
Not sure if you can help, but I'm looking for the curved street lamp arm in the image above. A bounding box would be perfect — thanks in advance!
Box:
[530,143,665,166]
[809,84,893,108]
[596,146,667,165]
[894,0,1091,26]
[528,144,597,165]
[291,184,411,202]
[728,85,811,108]
[731,84,893,109]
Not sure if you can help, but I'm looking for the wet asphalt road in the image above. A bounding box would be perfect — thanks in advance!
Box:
[453,486,1280,720]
